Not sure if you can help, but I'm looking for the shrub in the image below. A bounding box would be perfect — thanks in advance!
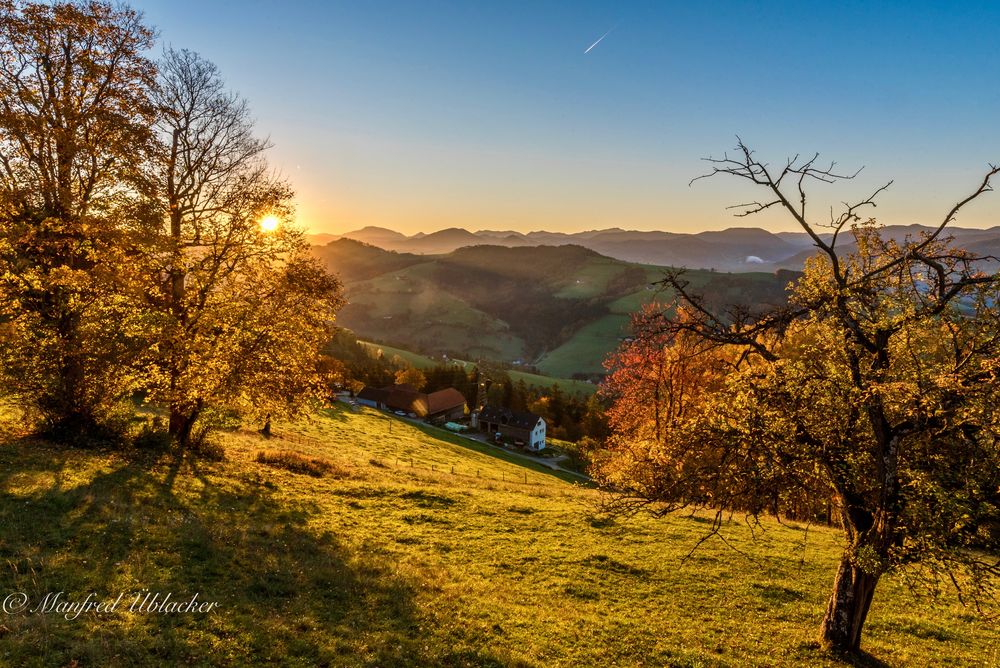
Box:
[256,450,341,477]
[191,436,226,461]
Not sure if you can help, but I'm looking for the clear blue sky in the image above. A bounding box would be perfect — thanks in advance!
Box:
[133,1,1000,234]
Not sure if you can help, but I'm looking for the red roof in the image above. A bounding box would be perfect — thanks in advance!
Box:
[365,384,465,417]
[426,388,466,415]
[383,385,426,414]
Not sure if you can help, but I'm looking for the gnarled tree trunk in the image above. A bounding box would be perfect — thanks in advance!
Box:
[819,554,881,652]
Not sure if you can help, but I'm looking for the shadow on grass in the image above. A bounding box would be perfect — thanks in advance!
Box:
[315,404,354,424]
[832,649,893,668]
[0,438,505,666]
[796,641,894,668]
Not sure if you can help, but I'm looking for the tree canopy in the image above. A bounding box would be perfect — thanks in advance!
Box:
[0,2,343,446]
[0,0,158,438]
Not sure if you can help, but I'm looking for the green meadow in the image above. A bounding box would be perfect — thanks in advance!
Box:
[358,341,442,370]
[0,406,994,666]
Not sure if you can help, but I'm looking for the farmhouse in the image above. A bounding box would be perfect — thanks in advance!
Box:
[477,405,546,451]
[355,384,467,421]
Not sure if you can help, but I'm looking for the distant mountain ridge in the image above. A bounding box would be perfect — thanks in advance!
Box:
[310,224,1000,272]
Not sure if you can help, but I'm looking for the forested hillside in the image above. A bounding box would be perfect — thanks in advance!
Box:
[313,240,794,376]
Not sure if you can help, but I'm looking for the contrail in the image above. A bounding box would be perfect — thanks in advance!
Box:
[584,26,615,54]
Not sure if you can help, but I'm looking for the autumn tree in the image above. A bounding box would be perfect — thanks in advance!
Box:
[0,1,157,439]
[597,141,1000,654]
[600,305,730,459]
[394,366,427,391]
[144,48,343,447]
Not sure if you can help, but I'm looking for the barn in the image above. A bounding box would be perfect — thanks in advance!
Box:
[355,384,467,420]
[425,388,467,422]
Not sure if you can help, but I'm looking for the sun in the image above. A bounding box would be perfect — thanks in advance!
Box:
[259,214,280,232]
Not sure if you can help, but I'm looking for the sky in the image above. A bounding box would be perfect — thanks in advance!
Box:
[133,1,1000,235]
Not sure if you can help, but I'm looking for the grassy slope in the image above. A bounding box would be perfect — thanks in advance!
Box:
[357,341,441,370]
[536,266,672,376]
[504,369,597,397]
[535,316,631,377]
[0,407,995,667]
[550,255,637,299]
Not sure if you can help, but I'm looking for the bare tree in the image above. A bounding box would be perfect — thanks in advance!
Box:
[597,139,1000,654]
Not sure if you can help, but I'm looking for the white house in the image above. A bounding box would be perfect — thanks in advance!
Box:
[528,416,546,451]
[478,405,546,451]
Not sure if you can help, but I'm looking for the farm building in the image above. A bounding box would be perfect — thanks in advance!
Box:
[383,384,426,414]
[355,384,467,421]
[355,386,388,409]
[477,405,546,451]
[425,388,467,421]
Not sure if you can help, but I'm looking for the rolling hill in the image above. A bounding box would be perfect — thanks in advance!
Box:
[313,240,795,376]
[316,223,1000,377]
[0,406,992,666]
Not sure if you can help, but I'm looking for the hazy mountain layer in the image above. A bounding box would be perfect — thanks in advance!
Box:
[311,224,1000,273]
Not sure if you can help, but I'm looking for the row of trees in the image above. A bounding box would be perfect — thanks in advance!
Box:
[596,141,1000,653]
[478,373,608,442]
[0,2,342,446]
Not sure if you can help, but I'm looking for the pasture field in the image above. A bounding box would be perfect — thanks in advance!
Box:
[0,406,993,667]
[536,315,631,377]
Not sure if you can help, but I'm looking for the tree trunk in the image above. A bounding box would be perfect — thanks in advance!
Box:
[169,402,201,449]
[819,554,880,652]
[43,312,98,442]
